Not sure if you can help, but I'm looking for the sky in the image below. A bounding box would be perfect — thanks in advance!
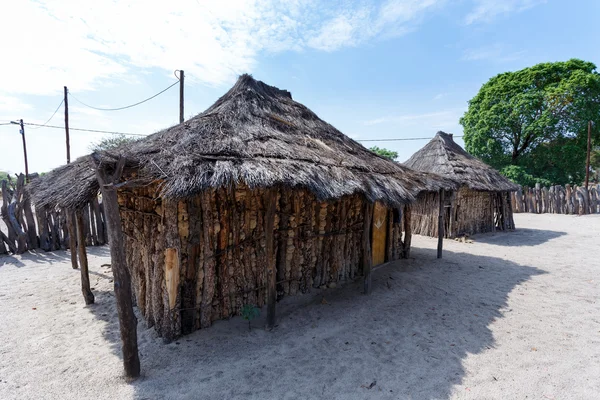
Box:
[0,0,599,174]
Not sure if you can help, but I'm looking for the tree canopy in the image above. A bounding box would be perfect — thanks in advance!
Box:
[89,134,138,152]
[369,146,398,161]
[461,59,600,185]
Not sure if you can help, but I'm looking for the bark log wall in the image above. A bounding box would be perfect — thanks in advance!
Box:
[411,188,514,238]
[118,184,410,340]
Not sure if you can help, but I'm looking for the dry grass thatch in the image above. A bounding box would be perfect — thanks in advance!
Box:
[404,131,519,192]
[27,156,98,209]
[31,75,455,209]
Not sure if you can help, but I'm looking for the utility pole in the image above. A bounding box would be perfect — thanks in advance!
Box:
[11,119,29,182]
[64,86,71,164]
[179,70,184,124]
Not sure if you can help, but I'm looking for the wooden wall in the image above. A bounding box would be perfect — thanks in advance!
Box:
[411,187,514,238]
[118,184,410,340]
[1,174,106,255]
[512,184,600,215]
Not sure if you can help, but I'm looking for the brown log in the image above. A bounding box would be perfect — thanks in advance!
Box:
[402,204,412,258]
[91,197,105,245]
[75,209,94,305]
[0,230,14,254]
[35,206,51,251]
[66,211,79,269]
[362,201,373,295]
[265,188,277,330]
[22,195,38,249]
[94,156,140,379]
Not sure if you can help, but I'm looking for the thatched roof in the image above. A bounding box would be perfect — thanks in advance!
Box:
[404,131,519,192]
[31,75,454,209]
[28,156,98,209]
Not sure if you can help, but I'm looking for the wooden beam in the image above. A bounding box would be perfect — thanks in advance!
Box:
[75,209,94,305]
[362,201,373,295]
[265,188,277,330]
[437,189,444,259]
[94,155,140,379]
[66,211,79,269]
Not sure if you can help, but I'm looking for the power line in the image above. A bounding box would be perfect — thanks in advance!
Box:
[22,122,147,137]
[68,80,180,111]
[357,136,463,142]
[28,98,64,129]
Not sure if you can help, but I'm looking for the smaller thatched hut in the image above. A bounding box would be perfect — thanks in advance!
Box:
[404,131,519,238]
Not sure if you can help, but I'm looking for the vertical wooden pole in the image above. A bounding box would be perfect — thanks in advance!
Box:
[362,201,373,295]
[265,188,277,330]
[585,120,592,189]
[75,209,94,305]
[64,86,71,164]
[437,189,444,259]
[402,204,412,258]
[66,211,79,269]
[94,156,140,379]
[179,70,185,124]
[19,120,29,182]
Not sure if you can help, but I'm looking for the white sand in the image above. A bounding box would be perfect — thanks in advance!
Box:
[1,213,599,400]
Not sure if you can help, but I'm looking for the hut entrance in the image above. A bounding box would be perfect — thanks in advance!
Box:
[371,202,388,266]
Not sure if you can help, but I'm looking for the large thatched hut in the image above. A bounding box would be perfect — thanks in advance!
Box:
[31,76,453,344]
[405,131,519,238]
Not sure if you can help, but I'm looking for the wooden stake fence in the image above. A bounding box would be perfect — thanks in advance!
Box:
[0,173,107,255]
[511,184,600,215]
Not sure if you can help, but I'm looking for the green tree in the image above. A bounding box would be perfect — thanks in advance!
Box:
[461,59,600,185]
[369,146,398,161]
[89,134,138,152]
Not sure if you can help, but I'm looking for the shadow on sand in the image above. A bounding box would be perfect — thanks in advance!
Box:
[86,242,545,400]
[0,245,110,269]
[472,228,566,247]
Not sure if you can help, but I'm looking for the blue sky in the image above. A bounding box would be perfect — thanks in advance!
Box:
[1,0,599,174]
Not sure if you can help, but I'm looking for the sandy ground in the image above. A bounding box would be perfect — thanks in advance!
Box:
[1,213,599,400]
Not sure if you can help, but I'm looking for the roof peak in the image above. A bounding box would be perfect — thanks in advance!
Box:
[233,74,293,100]
[435,131,454,141]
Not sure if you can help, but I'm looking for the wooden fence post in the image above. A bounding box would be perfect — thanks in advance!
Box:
[75,209,94,305]
[94,155,140,379]
[66,211,79,269]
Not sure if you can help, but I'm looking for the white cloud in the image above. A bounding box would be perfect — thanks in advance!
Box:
[462,44,524,62]
[0,96,31,113]
[0,0,444,97]
[465,0,546,24]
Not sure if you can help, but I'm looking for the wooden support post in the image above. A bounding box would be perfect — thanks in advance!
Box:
[402,204,412,258]
[265,188,277,330]
[66,211,78,269]
[94,155,140,379]
[75,209,94,305]
[437,189,444,259]
[362,201,373,295]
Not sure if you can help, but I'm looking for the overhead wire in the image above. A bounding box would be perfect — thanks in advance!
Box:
[68,80,180,111]
[21,122,146,137]
[28,98,64,129]
[2,121,462,141]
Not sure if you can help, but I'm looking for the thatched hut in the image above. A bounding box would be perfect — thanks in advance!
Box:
[404,131,519,238]
[31,76,453,343]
